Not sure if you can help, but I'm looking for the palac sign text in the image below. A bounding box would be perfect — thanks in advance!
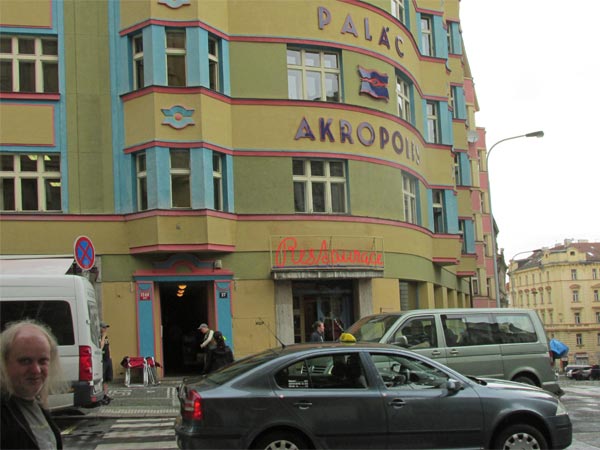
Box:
[292,6,422,166]
[274,237,384,268]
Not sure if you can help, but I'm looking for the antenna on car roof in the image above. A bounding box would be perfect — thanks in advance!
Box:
[256,318,286,349]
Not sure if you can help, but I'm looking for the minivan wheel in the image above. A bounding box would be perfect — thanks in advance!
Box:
[512,375,536,386]
[493,424,548,450]
[252,430,310,450]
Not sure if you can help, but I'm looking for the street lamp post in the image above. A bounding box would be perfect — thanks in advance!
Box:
[486,131,544,308]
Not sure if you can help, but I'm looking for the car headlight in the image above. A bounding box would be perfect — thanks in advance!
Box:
[555,400,568,416]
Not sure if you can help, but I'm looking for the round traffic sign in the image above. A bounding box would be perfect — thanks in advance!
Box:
[74,236,95,270]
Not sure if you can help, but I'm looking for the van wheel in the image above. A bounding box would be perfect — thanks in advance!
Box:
[512,375,536,386]
[493,424,548,450]
[252,430,310,450]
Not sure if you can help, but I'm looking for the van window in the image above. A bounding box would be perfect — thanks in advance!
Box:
[442,314,494,346]
[0,300,75,345]
[495,314,537,343]
[87,300,101,346]
[393,316,438,349]
[347,314,402,342]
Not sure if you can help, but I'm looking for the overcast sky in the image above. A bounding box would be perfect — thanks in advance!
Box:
[459,0,600,263]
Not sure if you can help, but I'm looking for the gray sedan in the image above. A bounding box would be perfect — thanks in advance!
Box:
[175,342,572,449]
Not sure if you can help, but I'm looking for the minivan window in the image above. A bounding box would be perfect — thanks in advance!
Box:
[495,314,537,343]
[443,314,494,346]
[87,299,101,345]
[392,316,438,348]
[0,300,75,345]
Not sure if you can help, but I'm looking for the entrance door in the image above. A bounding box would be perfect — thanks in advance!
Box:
[293,281,354,343]
[159,282,209,375]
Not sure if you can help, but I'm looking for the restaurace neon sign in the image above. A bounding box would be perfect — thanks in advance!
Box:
[274,237,384,268]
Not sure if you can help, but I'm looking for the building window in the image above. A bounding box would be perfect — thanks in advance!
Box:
[136,152,148,211]
[594,289,599,302]
[396,75,411,122]
[208,37,219,91]
[213,152,224,211]
[132,34,144,90]
[571,269,577,280]
[402,174,417,224]
[597,333,600,346]
[391,0,405,23]
[426,101,440,143]
[0,36,58,93]
[576,333,582,346]
[574,312,581,324]
[540,291,544,304]
[572,290,579,302]
[454,153,462,185]
[446,23,455,54]
[287,48,340,102]
[432,189,445,233]
[596,312,600,323]
[420,15,434,56]
[458,219,467,254]
[166,29,186,87]
[170,149,190,208]
[593,268,598,280]
[293,159,347,214]
[471,277,479,296]
[0,154,61,211]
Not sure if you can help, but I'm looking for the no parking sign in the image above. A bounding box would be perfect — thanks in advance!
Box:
[74,235,95,271]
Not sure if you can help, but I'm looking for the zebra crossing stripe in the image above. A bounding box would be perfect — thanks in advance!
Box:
[105,429,175,438]
[112,421,173,429]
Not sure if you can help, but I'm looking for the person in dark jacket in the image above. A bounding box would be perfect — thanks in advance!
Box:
[0,320,64,449]
[310,320,325,342]
[209,331,234,372]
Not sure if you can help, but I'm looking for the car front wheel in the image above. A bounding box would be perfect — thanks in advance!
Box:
[493,424,548,450]
[252,430,310,450]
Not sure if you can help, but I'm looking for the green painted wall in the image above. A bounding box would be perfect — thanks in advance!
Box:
[229,42,288,99]
[348,160,403,220]
[63,0,114,213]
[234,156,293,213]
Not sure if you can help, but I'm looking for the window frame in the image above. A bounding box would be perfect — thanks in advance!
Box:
[208,36,219,91]
[132,34,144,90]
[0,35,59,93]
[293,159,347,214]
[402,174,417,224]
[420,15,434,56]
[426,101,440,143]
[170,148,191,208]
[165,29,186,87]
[396,75,411,122]
[136,152,148,211]
[0,153,62,212]
[391,0,406,24]
[432,189,445,233]
[213,152,224,211]
[287,47,341,102]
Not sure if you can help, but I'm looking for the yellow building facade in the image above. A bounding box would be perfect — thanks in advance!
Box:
[509,240,600,366]
[1,0,501,377]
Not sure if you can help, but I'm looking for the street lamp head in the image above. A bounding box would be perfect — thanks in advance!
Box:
[525,130,544,138]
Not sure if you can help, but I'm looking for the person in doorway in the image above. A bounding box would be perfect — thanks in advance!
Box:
[209,331,234,372]
[197,323,216,374]
[1,320,64,449]
[310,321,325,342]
[100,322,113,404]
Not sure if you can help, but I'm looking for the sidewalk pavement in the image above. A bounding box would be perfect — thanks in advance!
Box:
[73,377,184,419]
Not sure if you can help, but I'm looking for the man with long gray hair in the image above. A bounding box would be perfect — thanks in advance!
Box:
[1,320,64,449]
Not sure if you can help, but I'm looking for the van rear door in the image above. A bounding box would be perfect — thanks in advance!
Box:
[440,313,504,379]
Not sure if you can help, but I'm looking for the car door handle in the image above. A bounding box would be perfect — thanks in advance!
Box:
[388,398,406,408]
[293,401,313,410]
[431,350,441,356]
[449,349,459,356]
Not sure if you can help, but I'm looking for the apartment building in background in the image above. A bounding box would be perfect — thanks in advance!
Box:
[1,0,501,376]
[508,240,600,366]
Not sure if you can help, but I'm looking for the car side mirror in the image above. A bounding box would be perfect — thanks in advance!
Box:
[393,336,408,348]
[446,379,463,393]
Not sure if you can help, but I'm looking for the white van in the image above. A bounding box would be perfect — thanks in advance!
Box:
[0,274,105,410]
[346,308,563,396]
